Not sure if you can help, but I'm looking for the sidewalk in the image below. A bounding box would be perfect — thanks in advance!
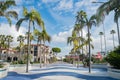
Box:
[1,62,118,80]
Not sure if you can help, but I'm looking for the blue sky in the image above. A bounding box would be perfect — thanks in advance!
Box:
[0,0,119,57]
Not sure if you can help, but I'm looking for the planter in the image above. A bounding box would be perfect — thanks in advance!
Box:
[0,68,8,78]
[108,68,120,79]
[0,62,9,78]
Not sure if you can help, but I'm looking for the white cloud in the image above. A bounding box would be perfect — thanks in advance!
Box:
[74,0,99,15]
[58,46,73,57]
[42,0,59,3]
[55,0,73,11]
[0,23,27,47]
[52,28,73,43]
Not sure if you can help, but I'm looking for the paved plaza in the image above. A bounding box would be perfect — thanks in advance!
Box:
[0,62,118,80]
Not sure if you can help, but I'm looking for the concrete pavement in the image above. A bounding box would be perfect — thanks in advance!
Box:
[0,62,118,80]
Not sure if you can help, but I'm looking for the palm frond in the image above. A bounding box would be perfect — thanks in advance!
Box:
[6,11,18,19]
[31,9,44,29]
[16,18,28,31]
[67,37,72,45]
[23,7,28,16]
[96,0,117,25]
[90,44,94,49]
[114,8,120,23]
[1,1,16,12]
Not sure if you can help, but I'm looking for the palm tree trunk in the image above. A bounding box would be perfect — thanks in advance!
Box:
[103,22,107,55]
[88,27,91,73]
[39,41,42,68]
[116,22,120,45]
[26,21,31,73]
[81,30,84,56]
[81,30,85,66]
[19,42,21,61]
[37,36,39,45]
[77,31,81,68]
[100,35,103,52]
[113,34,115,48]
[7,41,10,61]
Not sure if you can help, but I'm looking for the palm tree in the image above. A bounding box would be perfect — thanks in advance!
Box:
[26,32,34,45]
[33,29,42,45]
[73,25,81,67]
[0,0,18,26]
[33,29,43,68]
[82,11,96,73]
[16,7,44,72]
[41,28,51,66]
[99,32,104,53]
[6,35,13,49]
[96,0,120,45]
[74,11,87,67]
[0,35,6,48]
[102,22,107,55]
[67,31,80,66]
[17,35,25,59]
[98,32,103,52]
[0,35,6,59]
[17,35,25,49]
[5,35,13,58]
[110,30,116,48]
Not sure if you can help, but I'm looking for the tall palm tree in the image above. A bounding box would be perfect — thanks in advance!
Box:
[6,35,13,49]
[67,31,80,66]
[102,22,107,55]
[73,24,81,67]
[99,32,104,53]
[16,7,44,72]
[33,29,43,68]
[5,35,13,58]
[110,30,116,48]
[74,11,87,67]
[96,0,120,45]
[17,35,25,49]
[0,35,6,59]
[41,28,51,66]
[26,32,34,45]
[33,29,42,45]
[17,35,25,59]
[0,0,18,26]
[83,12,96,73]
[0,35,6,48]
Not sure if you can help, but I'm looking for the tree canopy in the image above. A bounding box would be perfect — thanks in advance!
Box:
[52,47,61,53]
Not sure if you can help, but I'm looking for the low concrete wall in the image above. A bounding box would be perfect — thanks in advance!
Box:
[9,64,32,72]
[0,68,8,78]
[0,63,9,78]
[108,68,120,79]
[92,64,107,69]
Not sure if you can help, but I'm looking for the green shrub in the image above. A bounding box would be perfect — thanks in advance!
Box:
[92,57,107,64]
[18,60,26,64]
[0,64,4,68]
[63,58,73,63]
[12,61,18,64]
[106,46,120,69]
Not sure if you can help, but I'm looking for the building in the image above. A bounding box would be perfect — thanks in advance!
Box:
[0,44,51,63]
[0,48,18,61]
[22,44,51,63]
